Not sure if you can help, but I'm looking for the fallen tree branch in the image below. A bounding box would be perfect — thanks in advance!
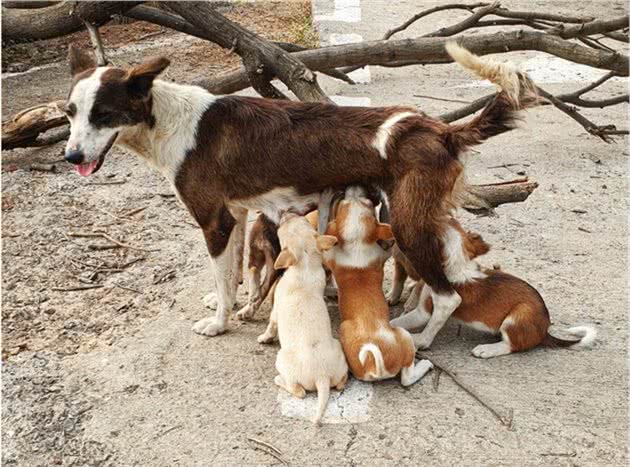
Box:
[1,101,67,150]
[81,19,108,66]
[166,1,330,102]
[461,179,539,215]
[1,1,142,44]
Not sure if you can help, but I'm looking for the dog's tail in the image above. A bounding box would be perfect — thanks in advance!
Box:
[358,343,386,379]
[314,377,331,426]
[542,326,597,349]
[444,42,538,155]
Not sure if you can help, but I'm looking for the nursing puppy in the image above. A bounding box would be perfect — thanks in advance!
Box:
[324,187,433,385]
[391,220,596,358]
[257,213,348,425]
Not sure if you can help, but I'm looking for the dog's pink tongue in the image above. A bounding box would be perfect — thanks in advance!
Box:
[76,160,98,177]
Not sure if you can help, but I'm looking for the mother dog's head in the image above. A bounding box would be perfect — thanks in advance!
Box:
[62,46,170,176]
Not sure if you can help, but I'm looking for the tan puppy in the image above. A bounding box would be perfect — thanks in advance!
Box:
[258,213,348,424]
[391,219,596,358]
[324,187,433,385]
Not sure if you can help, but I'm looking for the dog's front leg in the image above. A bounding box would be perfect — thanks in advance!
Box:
[193,207,246,337]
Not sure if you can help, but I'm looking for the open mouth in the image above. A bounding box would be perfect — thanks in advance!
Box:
[76,132,118,177]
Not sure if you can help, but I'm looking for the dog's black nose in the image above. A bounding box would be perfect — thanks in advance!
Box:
[65,149,84,165]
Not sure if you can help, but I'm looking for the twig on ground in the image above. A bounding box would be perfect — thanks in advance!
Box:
[414,94,471,104]
[68,231,158,252]
[30,163,56,173]
[246,437,288,465]
[85,180,126,186]
[153,269,175,285]
[418,351,514,428]
[113,282,142,294]
[52,284,104,292]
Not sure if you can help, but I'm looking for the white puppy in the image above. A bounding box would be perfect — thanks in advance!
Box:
[258,213,348,425]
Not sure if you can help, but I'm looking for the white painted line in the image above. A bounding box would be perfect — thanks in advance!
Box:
[315,0,361,23]
[331,96,372,106]
[328,33,371,84]
[277,378,373,424]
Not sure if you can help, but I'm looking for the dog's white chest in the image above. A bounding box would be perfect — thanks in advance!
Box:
[230,187,319,223]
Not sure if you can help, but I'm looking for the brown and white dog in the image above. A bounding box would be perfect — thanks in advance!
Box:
[390,219,597,358]
[62,42,537,338]
[324,187,433,385]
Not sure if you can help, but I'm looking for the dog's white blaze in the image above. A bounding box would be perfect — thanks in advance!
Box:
[372,111,415,159]
[66,67,119,163]
[277,378,372,424]
[442,225,487,284]
[117,80,217,183]
[230,187,320,224]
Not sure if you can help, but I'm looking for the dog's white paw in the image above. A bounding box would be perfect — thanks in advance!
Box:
[202,293,219,309]
[257,331,275,344]
[192,317,226,337]
[236,304,254,321]
[416,359,434,372]
[471,342,511,359]
[412,333,433,350]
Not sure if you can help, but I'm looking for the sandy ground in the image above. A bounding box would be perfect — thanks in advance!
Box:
[2,0,628,466]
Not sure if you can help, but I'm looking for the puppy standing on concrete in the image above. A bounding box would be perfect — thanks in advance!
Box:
[390,219,596,358]
[257,213,348,425]
[324,187,433,385]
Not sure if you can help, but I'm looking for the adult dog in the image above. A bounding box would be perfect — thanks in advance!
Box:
[62,43,536,340]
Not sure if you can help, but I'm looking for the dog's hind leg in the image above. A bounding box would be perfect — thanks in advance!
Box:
[401,359,434,386]
[257,303,278,344]
[386,258,407,305]
[236,266,261,321]
[274,375,306,399]
[194,207,246,337]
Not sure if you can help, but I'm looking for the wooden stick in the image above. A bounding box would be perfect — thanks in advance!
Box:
[52,284,104,292]
[68,231,158,252]
[418,352,514,428]
[246,437,288,465]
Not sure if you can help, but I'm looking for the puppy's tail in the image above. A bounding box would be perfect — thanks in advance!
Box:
[542,326,597,349]
[444,42,538,155]
[358,343,386,379]
[314,377,331,426]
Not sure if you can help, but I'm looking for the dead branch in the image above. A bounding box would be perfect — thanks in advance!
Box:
[417,351,513,428]
[461,179,539,215]
[246,437,288,465]
[1,101,67,150]
[536,86,626,143]
[2,1,60,9]
[51,284,104,292]
[125,5,353,85]
[1,1,142,44]
[166,2,329,102]
[81,19,108,66]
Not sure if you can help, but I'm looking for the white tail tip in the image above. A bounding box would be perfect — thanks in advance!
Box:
[567,326,597,349]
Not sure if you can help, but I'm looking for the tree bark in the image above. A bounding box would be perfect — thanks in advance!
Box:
[166,2,330,102]
[2,1,142,44]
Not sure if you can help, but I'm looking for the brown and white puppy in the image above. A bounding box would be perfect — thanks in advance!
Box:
[324,187,433,385]
[390,220,597,358]
[62,43,537,339]
[257,213,348,425]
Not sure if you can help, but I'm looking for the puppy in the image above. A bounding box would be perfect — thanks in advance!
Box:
[391,220,597,358]
[324,187,433,385]
[258,213,348,424]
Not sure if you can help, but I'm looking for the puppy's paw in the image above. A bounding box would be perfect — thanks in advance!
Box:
[202,293,219,309]
[236,304,254,321]
[257,331,275,344]
[412,333,433,350]
[416,359,434,372]
[471,342,511,359]
[192,317,226,337]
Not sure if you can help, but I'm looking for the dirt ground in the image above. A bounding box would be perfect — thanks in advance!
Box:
[2,0,628,466]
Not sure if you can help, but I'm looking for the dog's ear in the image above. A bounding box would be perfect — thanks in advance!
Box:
[68,45,96,76]
[274,248,297,270]
[316,235,337,252]
[127,57,170,98]
[375,223,394,241]
[324,220,338,238]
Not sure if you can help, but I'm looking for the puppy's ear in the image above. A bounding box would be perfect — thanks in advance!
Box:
[375,223,394,241]
[274,249,297,270]
[68,45,96,76]
[316,235,338,252]
[324,220,338,238]
[127,57,170,98]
